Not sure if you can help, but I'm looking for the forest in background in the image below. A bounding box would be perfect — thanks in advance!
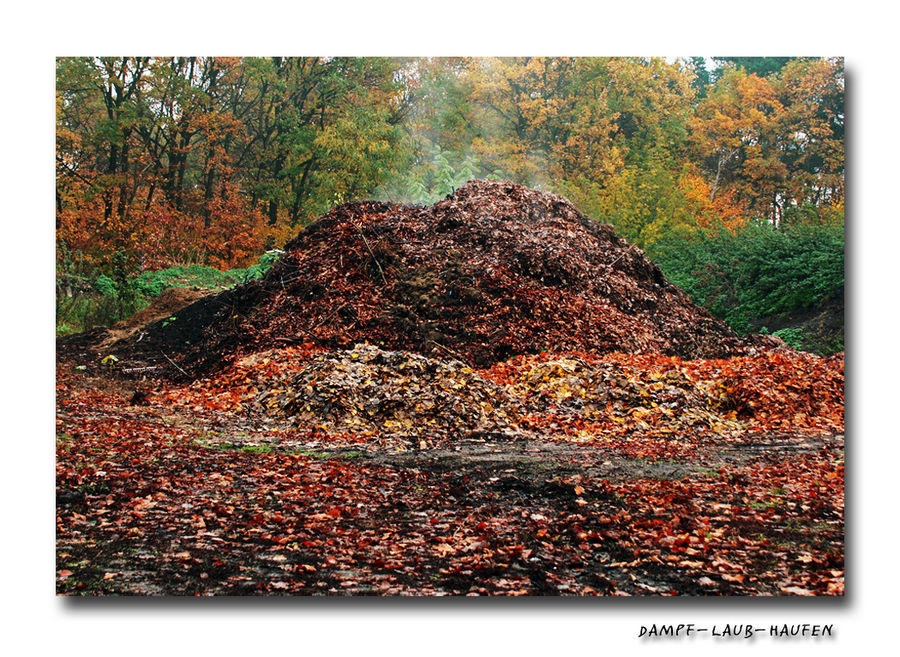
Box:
[56,56,844,352]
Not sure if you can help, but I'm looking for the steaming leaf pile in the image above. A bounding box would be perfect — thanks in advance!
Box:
[79,180,779,379]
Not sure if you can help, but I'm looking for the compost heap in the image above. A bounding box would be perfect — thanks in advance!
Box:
[84,179,777,379]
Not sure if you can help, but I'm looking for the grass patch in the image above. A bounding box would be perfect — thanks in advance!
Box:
[56,293,150,336]
[240,444,273,454]
[130,264,247,298]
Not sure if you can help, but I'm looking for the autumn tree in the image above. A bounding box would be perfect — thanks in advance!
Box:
[57,56,409,270]
[772,58,844,219]
[689,58,843,226]
[57,57,149,232]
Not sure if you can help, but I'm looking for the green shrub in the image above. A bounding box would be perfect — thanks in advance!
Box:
[59,263,246,336]
[241,249,284,282]
[772,327,805,350]
[94,274,117,297]
[56,290,149,336]
[648,220,844,335]
[57,243,289,336]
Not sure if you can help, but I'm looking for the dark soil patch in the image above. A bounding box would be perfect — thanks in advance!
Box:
[58,287,214,372]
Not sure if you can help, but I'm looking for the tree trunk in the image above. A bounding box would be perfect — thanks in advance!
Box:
[709,148,738,202]
[203,158,216,228]
[104,142,119,221]
[290,157,316,227]
[116,129,131,221]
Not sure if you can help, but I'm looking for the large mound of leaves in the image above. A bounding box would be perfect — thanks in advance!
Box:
[88,180,777,379]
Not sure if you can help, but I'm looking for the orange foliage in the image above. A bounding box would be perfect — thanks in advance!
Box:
[678,172,748,233]
[57,184,285,272]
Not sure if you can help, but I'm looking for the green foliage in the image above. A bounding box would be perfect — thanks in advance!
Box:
[771,327,805,350]
[130,264,246,297]
[94,274,117,297]
[759,326,843,356]
[241,250,284,282]
[711,57,799,79]
[311,103,405,213]
[689,57,711,97]
[240,445,273,454]
[648,221,844,335]
[57,262,252,336]
[577,164,697,248]
[56,290,149,336]
[56,252,147,334]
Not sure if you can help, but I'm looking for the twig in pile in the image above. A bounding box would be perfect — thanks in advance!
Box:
[313,303,351,330]
[354,223,388,285]
[428,340,473,368]
[606,245,631,270]
[273,303,353,345]
[161,351,190,378]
